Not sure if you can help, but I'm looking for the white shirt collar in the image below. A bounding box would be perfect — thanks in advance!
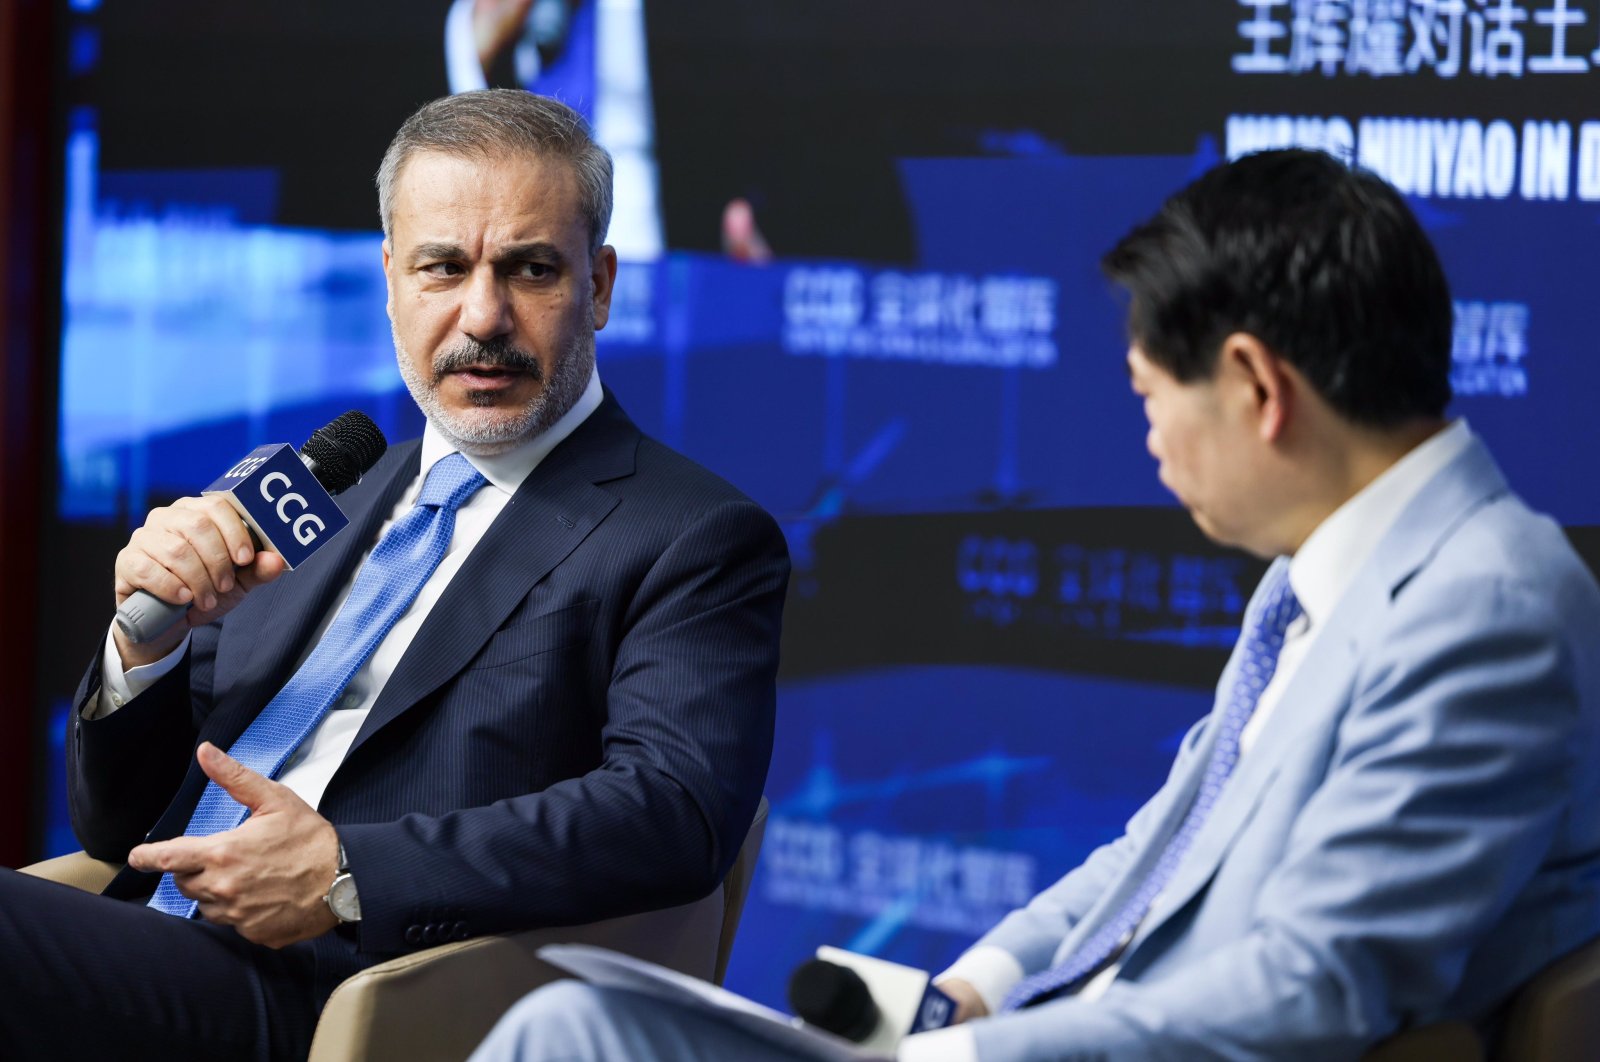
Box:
[1288,418,1474,631]
[418,366,604,496]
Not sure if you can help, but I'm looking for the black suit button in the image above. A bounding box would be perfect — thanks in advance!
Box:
[405,925,423,945]
[422,924,438,944]
[453,921,469,940]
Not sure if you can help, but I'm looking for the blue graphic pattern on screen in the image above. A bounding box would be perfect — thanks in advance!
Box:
[47,1,1600,1014]
[727,667,1214,1008]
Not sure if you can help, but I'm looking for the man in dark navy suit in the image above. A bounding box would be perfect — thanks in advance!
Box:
[0,89,788,1060]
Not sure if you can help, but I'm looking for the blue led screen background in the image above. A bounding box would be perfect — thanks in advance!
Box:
[39,0,1600,1010]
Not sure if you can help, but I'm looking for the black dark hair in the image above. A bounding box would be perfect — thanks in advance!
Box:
[1101,149,1453,426]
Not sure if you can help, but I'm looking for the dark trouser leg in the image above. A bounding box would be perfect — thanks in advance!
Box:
[0,868,322,1062]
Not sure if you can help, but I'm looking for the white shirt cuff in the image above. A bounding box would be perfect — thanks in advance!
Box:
[898,1023,978,1062]
[445,0,491,93]
[90,625,189,720]
[937,945,1026,1018]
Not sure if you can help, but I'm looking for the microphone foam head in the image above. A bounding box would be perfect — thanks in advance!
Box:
[300,411,388,494]
[787,958,879,1043]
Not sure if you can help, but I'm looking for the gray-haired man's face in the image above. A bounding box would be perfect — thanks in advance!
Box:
[382,150,616,455]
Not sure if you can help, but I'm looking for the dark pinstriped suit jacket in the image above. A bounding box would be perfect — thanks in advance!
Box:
[67,391,790,1000]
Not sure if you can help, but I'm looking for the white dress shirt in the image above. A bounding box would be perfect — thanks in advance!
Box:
[902,420,1475,1062]
[92,368,604,813]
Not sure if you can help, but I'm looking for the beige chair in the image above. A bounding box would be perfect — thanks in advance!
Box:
[1363,935,1600,1062]
[21,798,768,1062]
[1363,1021,1484,1062]
[1491,934,1600,1062]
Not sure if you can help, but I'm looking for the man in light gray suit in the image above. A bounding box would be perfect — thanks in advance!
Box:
[469,150,1600,1060]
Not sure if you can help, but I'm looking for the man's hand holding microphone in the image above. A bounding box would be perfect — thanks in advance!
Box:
[112,494,290,667]
[104,412,386,947]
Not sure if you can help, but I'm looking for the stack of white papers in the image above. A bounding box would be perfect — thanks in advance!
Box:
[537,944,893,1062]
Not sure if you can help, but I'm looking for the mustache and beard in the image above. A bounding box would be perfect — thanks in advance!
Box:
[394,321,597,456]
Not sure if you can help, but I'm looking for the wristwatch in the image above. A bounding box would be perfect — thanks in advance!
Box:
[324,840,362,923]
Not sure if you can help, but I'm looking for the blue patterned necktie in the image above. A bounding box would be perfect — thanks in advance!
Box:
[1000,561,1302,1011]
[149,452,488,918]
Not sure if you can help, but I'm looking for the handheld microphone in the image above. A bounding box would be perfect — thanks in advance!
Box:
[115,411,388,644]
[787,947,956,1052]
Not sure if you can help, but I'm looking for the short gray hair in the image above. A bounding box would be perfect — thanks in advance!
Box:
[376,89,613,254]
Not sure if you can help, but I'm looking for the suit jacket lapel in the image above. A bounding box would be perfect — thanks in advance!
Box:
[1132,434,1513,940]
[347,394,638,756]
[1139,584,1368,932]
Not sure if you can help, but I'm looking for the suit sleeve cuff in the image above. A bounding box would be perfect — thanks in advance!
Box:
[89,625,189,720]
[937,945,1025,1018]
[898,1023,979,1062]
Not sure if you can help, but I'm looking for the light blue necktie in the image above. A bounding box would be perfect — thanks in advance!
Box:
[149,452,488,918]
[1001,561,1302,1010]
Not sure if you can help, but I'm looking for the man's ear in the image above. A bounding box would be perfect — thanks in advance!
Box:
[590,244,618,331]
[381,239,395,320]
[1219,331,1294,442]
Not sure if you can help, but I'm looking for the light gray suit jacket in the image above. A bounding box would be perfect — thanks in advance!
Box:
[969,437,1600,1061]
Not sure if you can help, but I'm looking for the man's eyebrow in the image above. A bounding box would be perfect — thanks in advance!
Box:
[408,242,466,265]
[405,240,568,268]
[493,241,565,265]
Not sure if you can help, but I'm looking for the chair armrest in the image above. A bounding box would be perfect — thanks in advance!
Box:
[715,797,767,985]
[18,851,122,894]
[308,887,725,1062]
[1362,1022,1483,1062]
[1495,935,1600,1062]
